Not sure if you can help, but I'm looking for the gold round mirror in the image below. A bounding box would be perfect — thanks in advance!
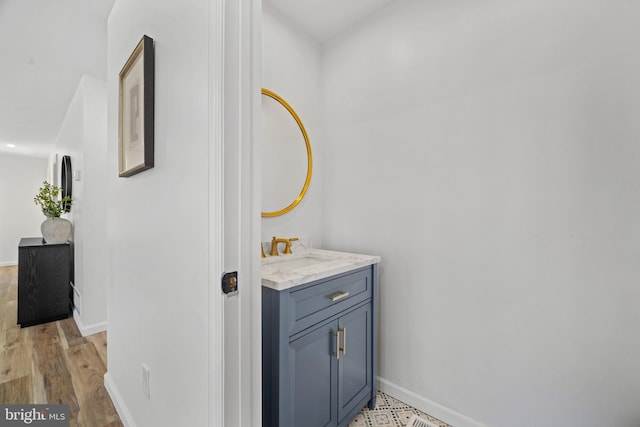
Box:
[261,88,313,217]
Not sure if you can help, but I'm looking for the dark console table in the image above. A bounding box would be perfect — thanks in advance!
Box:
[18,237,72,327]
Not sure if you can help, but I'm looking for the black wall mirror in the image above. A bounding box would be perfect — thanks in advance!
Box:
[61,155,72,213]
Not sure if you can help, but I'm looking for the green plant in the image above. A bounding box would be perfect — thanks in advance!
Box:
[34,181,72,218]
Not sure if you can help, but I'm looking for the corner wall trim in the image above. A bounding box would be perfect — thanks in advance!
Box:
[0,261,17,267]
[104,372,136,427]
[73,310,107,336]
[377,377,491,427]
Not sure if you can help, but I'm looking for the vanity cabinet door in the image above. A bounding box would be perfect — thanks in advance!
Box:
[289,320,339,427]
[337,303,372,424]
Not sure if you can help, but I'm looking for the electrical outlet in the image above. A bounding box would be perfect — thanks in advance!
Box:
[142,364,150,399]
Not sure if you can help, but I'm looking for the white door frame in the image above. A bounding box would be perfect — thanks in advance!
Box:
[209,0,262,426]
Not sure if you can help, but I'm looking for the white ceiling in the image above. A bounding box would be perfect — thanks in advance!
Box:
[0,0,114,158]
[0,0,392,159]
[264,0,397,43]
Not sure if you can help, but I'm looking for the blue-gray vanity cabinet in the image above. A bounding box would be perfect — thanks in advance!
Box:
[263,264,378,427]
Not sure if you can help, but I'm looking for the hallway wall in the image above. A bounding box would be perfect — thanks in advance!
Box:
[52,75,108,334]
[106,1,212,425]
[0,154,47,265]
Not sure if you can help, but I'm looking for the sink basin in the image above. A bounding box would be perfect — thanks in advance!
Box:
[261,249,380,291]
[264,255,334,271]
[263,254,352,277]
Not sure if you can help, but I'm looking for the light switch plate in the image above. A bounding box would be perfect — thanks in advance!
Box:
[142,364,150,399]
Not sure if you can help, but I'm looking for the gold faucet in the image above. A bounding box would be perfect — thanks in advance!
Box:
[270,236,299,256]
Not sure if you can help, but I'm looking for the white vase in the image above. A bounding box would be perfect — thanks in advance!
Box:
[41,217,72,244]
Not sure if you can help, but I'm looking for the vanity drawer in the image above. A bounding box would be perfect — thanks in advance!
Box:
[288,267,372,336]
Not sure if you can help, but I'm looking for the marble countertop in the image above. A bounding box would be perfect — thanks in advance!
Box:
[261,248,381,291]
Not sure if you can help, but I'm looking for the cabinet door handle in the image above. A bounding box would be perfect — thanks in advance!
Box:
[329,291,350,302]
[333,330,342,360]
[340,327,346,356]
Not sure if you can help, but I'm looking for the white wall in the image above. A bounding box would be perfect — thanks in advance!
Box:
[322,0,640,426]
[262,4,324,247]
[106,1,213,425]
[52,75,108,335]
[0,154,47,265]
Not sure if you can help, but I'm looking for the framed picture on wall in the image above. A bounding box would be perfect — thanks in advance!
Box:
[118,35,154,177]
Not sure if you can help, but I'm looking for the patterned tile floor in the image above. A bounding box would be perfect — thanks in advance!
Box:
[349,391,452,427]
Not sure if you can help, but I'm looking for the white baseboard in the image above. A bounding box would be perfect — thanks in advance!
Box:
[73,310,107,336]
[104,372,137,427]
[0,261,17,267]
[377,377,490,427]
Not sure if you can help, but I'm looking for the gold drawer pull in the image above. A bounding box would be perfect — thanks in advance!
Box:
[333,330,341,360]
[329,291,350,302]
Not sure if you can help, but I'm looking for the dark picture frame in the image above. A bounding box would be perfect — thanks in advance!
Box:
[119,35,154,177]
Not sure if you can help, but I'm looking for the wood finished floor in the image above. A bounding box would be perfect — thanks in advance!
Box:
[0,265,122,427]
